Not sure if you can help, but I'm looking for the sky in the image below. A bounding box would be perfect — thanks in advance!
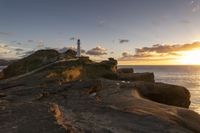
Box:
[0,0,200,65]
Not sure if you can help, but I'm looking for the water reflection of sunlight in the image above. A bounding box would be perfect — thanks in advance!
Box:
[190,86,200,114]
[190,105,200,114]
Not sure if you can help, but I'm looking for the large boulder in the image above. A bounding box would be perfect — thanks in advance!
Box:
[132,81,190,108]
[2,49,60,79]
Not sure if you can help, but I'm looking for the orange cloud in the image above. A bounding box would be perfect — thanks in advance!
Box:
[118,42,200,65]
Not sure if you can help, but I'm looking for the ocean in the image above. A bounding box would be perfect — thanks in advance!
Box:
[0,65,200,114]
[119,65,200,114]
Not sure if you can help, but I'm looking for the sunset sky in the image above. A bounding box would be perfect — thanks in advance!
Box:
[1,0,200,65]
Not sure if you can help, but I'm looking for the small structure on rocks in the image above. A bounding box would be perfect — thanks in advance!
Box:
[76,39,81,57]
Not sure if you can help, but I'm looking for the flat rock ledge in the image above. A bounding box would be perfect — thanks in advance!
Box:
[0,78,199,133]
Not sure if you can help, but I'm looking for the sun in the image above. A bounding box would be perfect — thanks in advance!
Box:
[178,49,200,65]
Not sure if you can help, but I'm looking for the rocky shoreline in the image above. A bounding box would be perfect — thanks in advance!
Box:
[0,49,200,133]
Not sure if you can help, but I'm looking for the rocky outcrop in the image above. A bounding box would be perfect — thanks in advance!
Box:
[123,81,190,108]
[1,50,118,81]
[2,49,60,79]
[0,78,199,133]
[0,59,13,66]
[117,68,134,73]
[0,49,199,133]
[62,49,77,59]
[118,72,155,82]
[116,67,154,82]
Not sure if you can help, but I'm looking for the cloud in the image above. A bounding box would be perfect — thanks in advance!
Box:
[190,0,200,12]
[86,46,107,56]
[58,46,85,54]
[28,40,34,43]
[119,39,129,44]
[20,50,35,58]
[119,52,178,62]
[180,19,190,24]
[15,48,24,52]
[69,37,77,41]
[0,32,14,36]
[135,42,200,53]
[0,43,29,59]
[17,42,22,45]
[119,42,200,61]
[97,20,106,27]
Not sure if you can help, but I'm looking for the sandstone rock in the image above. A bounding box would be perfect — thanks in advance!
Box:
[2,49,60,79]
[0,59,13,66]
[117,68,134,73]
[118,72,155,82]
[133,81,191,108]
[62,49,77,59]
[0,50,199,133]
[0,76,199,133]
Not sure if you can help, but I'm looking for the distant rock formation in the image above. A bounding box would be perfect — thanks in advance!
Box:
[117,68,134,73]
[118,72,155,82]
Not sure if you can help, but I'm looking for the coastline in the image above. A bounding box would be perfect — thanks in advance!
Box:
[0,50,200,132]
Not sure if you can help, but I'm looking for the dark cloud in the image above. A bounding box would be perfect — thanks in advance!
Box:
[0,43,28,59]
[20,50,35,58]
[17,42,22,45]
[58,46,85,54]
[86,46,107,56]
[119,39,129,44]
[11,41,17,43]
[69,37,77,41]
[135,42,200,54]
[0,32,14,36]
[119,51,178,61]
[180,19,190,24]
[36,44,44,48]
[28,40,34,43]
[119,42,200,61]
[15,48,24,52]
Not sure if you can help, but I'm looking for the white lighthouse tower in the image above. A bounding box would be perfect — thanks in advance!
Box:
[76,39,81,57]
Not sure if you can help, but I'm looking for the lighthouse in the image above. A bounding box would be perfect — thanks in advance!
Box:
[76,39,81,57]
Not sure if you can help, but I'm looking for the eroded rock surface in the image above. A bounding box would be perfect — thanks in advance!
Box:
[0,78,199,133]
[117,72,155,82]
[0,49,199,133]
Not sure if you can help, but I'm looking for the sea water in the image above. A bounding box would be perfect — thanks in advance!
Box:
[119,65,200,114]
